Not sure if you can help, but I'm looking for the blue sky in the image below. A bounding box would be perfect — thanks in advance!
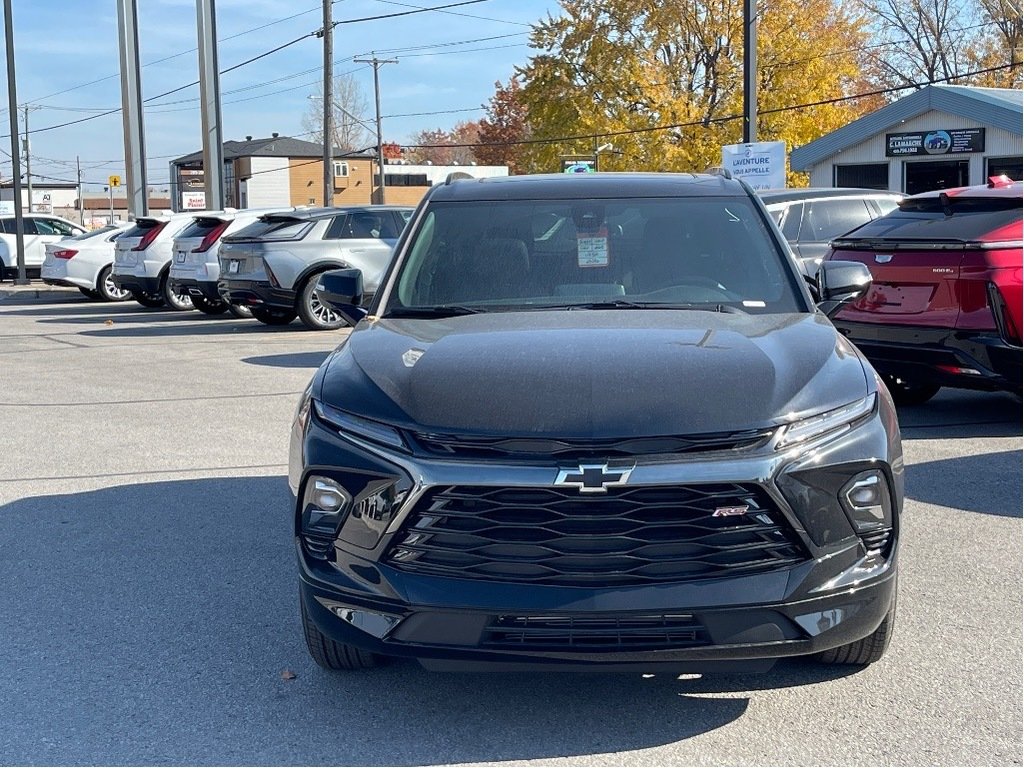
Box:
[0,0,557,193]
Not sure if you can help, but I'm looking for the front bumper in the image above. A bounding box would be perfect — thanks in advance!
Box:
[218,278,296,310]
[293,393,903,671]
[836,320,1023,394]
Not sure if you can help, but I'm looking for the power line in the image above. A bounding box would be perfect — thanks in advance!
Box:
[400,63,1023,150]
[370,0,531,26]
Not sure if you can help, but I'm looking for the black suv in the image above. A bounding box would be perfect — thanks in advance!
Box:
[290,173,903,673]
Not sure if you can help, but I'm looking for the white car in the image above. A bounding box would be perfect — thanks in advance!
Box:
[40,224,133,301]
[169,207,297,318]
[0,214,87,280]
[112,211,228,310]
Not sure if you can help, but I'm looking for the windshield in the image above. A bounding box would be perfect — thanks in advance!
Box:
[384,196,804,315]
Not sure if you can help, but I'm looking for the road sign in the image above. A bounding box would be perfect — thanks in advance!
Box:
[108,175,121,187]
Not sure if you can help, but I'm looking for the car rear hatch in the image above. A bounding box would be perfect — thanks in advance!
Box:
[173,216,231,270]
[115,218,168,267]
[219,214,314,281]
[829,192,1023,329]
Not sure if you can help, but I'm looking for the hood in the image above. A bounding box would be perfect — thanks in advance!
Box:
[317,310,869,438]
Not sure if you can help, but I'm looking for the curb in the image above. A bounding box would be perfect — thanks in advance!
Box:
[0,284,82,302]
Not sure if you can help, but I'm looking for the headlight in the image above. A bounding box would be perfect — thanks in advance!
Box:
[314,399,406,451]
[776,394,876,449]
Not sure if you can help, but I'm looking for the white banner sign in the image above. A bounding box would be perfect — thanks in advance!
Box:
[182,191,206,210]
[721,141,787,190]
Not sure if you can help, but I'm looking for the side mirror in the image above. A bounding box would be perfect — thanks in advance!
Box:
[316,268,367,325]
[816,260,872,318]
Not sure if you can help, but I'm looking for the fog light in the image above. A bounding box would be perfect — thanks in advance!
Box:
[301,475,351,538]
[840,471,894,556]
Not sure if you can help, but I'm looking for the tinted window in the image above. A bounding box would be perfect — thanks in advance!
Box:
[325,211,398,240]
[65,225,119,242]
[226,217,312,241]
[122,219,163,240]
[843,196,1022,241]
[801,199,872,242]
[781,202,803,240]
[178,217,227,239]
[388,196,803,315]
[0,218,39,234]
[42,219,80,236]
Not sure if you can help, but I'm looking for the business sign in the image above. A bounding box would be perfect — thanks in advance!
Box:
[561,156,596,173]
[182,191,206,210]
[886,128,985,157]
[721,141,786,190]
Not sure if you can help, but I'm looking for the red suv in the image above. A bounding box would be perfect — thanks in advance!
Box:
[826,176,1022,404]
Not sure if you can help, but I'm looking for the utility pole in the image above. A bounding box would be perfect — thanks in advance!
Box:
[77,155,84,225]
[320,0,333,207]
[3,0,28,284]
[353,56,397,204]
[116,0,148,217]
[197,0,224,211]
[742,0,757,144]
[22,104,40,215]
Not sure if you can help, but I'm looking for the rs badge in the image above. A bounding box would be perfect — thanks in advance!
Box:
[713,505,749,517]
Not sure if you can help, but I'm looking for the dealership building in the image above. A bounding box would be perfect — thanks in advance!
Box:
[790,85,1022,194]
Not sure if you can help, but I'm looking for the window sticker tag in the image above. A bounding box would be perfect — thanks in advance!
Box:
[743,300,766,308]
[577,226,610,268]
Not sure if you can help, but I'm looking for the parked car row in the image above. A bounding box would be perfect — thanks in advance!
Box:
[40,204,413,331]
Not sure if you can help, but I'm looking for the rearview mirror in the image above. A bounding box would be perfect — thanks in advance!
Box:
[816,261,872,319]
[316,269,367,325]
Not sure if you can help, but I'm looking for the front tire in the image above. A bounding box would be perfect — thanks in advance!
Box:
[883,375,940,406]
[297,273,350,331]
[818,584,897,666]
[301,595,379,671]
[130,288,165,308]
[97,266,132,302]
[191,295,228,315]
[161,276,193,311]
[252,306,296,326]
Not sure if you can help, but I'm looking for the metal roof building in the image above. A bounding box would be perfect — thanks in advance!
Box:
[790,85,1022,194]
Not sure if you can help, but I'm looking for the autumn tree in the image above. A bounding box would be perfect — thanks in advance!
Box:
[405,121,481,165]
[476,77,529,172]
[301,74,373,153]
[515,0,873,182]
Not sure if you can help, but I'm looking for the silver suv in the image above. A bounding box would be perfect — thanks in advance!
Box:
[217,206,412,329]
[758,188,902,272]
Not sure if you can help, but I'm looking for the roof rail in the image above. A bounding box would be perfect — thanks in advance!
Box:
[703,166,733,180]
[445,171,474,185]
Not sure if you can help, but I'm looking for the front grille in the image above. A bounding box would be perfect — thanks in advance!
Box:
[482,613,710,652]
[386,484,806,587]
[410,429,773,460]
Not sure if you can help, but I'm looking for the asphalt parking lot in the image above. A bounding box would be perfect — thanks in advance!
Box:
[1,288,1021,767]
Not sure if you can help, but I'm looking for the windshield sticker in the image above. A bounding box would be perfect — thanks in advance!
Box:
[577,227,610,268]
[742,300,767,308]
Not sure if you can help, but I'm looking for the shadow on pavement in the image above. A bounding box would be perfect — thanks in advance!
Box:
[242,351,332,368]
[1,301,148,317]
[897,389,1021,440]
[0,476,859,765]
[905,448,1022,517]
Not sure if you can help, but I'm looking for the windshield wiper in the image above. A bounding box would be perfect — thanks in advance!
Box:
[566,300,747,314]
[385,305,487,318]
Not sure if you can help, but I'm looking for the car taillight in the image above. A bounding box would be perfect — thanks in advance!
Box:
[53,249,77,260]
[132,222,167,251]
[193,221,231,253]
[988,282,1022,346]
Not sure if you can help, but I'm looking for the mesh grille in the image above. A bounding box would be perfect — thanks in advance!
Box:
[386,483,806,586]
[482,613,709,652]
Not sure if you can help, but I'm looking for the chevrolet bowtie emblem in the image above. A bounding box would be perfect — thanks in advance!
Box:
[554,463,635,493]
